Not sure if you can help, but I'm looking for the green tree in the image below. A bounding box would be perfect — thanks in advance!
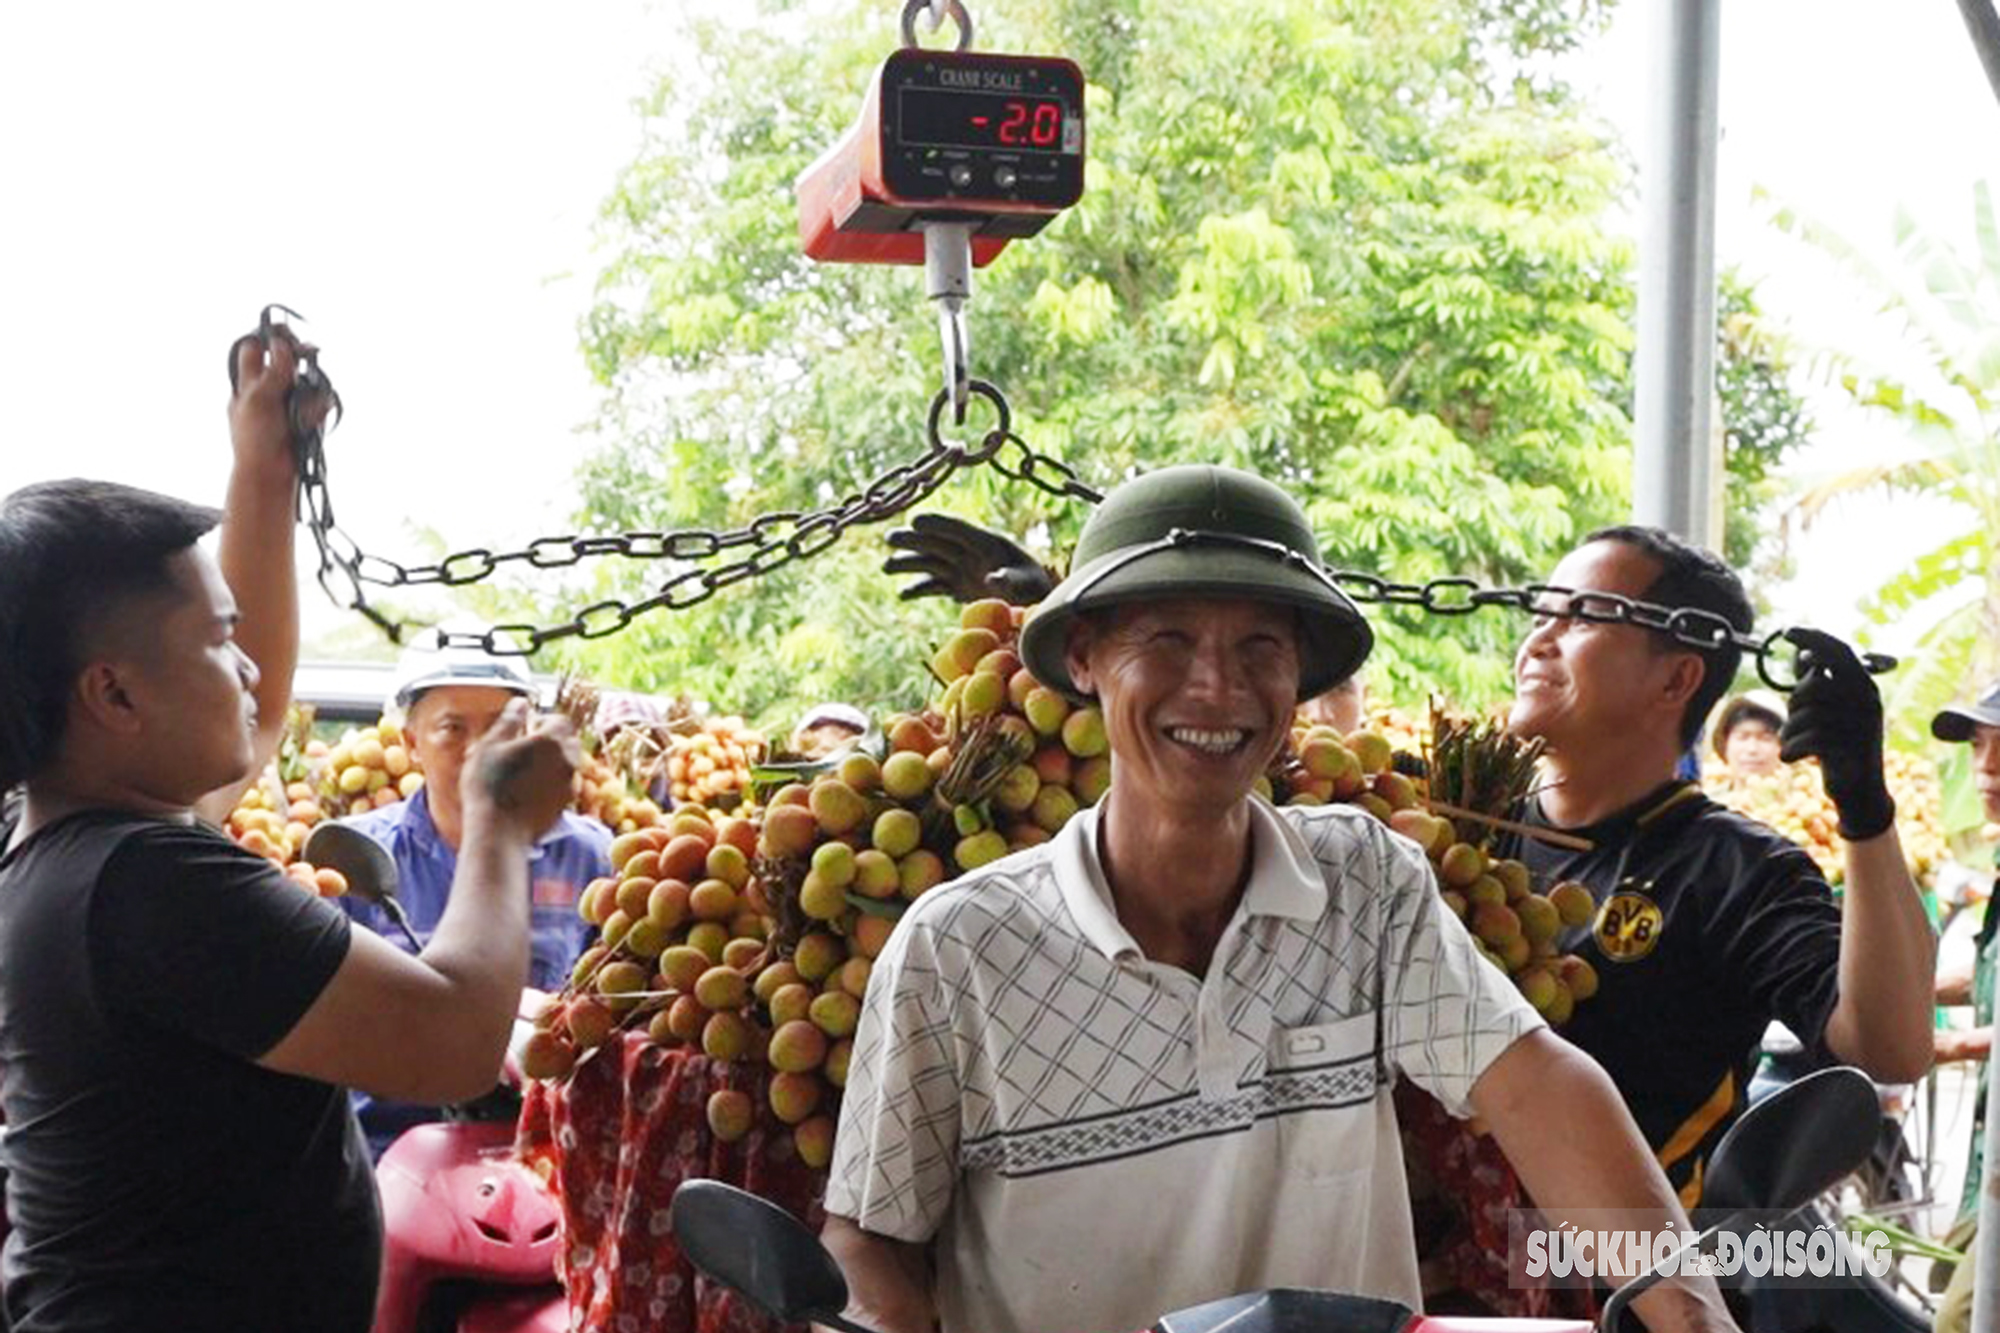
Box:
[1768,183,2000,747]
[1715,268,1813,583]
[553,0,1639,723]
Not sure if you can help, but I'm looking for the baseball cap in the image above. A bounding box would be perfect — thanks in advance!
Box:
[595,691,666,735]
[795,702,869,735]
[1932,680,2000,742]
[389,637,536,712]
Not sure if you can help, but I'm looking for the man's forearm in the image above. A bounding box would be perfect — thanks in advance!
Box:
[1826,830,1937,1083]
[218,453,299,763]
[418,816,535,1068]
[1475,1032,1736,1332]
[821,1214,936,1333]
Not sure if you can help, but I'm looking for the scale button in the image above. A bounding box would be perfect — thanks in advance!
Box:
[994,166,1018,189]
[949,164,973,188]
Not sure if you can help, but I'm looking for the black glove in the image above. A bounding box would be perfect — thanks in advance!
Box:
[882,512,1057,606]
[1778,626,1895,841]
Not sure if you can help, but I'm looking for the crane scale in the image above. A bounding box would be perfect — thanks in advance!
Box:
[795,0,1085,422]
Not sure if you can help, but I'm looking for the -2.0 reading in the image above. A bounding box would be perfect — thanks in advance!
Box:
[898,88,1069,153]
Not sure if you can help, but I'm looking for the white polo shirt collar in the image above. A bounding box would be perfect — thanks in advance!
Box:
[1051,794,1328,962]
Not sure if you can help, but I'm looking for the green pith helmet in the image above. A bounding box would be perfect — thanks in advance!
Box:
[1018,464,1373,703]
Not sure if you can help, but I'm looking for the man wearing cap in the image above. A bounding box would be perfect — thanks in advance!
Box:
[1497,528,1934,1212]
[345,644,611,992]
[826,465,1735,1333]
[1709,691,1786,780]
[594,690,675,807]
[341,644,612,1151]
[791,702,871,760]
[1927,683,2000,1333]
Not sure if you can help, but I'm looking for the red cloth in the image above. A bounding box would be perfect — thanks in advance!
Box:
[1395,1081,1598,1323]
[516,1041,1597,1329]
[518,1034,826,1333]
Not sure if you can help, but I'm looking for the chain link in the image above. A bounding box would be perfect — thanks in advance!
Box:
[296,427,975,654]
[254,307,1892,691]
[983,431,1105,505]
[273,306,999,653]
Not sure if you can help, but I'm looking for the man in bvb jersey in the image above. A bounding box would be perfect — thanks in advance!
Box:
[1501,527,1935,1206]
[0,331,579,1332]
[830,465,1736,1333]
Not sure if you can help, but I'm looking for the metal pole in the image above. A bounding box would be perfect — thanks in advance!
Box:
[1976,1041,1999,1333]
[1958,0,2000,110]
[1631,0,1722,549]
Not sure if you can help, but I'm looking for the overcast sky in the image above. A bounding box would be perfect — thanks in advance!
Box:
[0,0,662,603]
[1,1,1994,657]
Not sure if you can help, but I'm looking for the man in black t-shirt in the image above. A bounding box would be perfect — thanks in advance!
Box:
[1502,525,1936,1206]
[0,330,580,1332]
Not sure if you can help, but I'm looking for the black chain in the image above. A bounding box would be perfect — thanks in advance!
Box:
[1327,576,1893,691]
[983,431,1105,505]
[248,306,1891,692]
[255,302,1021,654]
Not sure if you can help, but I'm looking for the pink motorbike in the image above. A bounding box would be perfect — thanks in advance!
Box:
[309,823,568,1333]
[370,1109,566,1333]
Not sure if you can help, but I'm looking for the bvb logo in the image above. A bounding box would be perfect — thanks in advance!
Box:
[1594,891,1664,963]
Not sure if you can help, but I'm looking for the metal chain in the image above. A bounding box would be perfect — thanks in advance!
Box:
[253,307,1890,691]
[265,301,1021,653]
[1326,575,1892,691]
[983,431,1105,505]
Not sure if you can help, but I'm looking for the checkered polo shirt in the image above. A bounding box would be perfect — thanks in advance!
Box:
[827,796,1541,1333]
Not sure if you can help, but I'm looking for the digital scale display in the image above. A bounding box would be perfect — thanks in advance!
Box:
[898,88,1070,153]
[876,48,1085,210]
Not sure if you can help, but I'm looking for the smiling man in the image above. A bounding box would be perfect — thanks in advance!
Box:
[824,466,1736,1333]
[1499,527,1935,1207]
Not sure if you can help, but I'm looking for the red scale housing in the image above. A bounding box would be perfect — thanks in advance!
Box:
[797,47,1086,266]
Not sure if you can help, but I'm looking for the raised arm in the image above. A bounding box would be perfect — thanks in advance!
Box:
[258,701,580,1102]
[195,330,317,823]
[1778,629,1936,1083]
[1825,831,1938,1082]
[1938,960,1976,1007]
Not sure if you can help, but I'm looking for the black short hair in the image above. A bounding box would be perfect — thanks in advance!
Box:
[1584,524,1753,749]
[0,480,222,789]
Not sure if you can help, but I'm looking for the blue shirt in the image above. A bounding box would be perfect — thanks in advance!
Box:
[339,791,610,1156]
[340,788,610,990]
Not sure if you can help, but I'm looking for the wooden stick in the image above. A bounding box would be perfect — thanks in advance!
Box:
[1422,798,1595,852]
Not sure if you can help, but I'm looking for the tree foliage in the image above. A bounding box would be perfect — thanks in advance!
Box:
[552,0,1640,726]
[1767,182,2000,747]
[1715,267,1813,582]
